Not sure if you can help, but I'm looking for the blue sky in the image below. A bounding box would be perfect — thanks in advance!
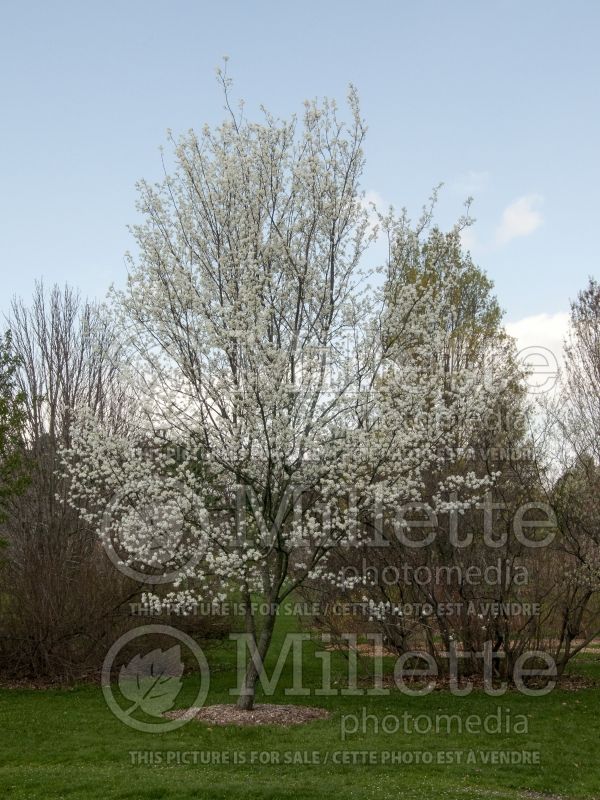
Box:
[1,0,598,350]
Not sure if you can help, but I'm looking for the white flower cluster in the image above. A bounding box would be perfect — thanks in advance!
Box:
[61,90,512,617]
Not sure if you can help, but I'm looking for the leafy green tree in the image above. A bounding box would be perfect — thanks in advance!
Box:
[332,215,535,675]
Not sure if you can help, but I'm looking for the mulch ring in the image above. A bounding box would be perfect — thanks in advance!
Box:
[164,703,331,726]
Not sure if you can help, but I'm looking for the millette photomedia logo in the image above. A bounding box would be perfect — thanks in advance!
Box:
[101,625,210,732]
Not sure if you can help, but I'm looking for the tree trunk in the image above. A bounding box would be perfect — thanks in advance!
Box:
[236,608,278,710]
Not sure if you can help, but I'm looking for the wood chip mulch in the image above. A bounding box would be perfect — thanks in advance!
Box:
[164,703,331,726]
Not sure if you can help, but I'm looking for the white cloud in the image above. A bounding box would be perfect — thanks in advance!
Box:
[361,189,387,237]
[363,189,386,208]
[495,194,544,245]
[460,226,478,253]
[506,312,569,395]
[506,311,569,374]
[453,170,490,196]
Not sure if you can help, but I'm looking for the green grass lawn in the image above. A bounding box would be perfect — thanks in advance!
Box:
[1,613,600,800]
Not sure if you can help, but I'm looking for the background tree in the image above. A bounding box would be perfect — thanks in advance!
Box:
[537,277,600,673]
[305,217,540,679]
[0,285,138,679]
[0,332,28,531]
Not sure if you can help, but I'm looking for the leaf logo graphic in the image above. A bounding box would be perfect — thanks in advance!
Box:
[118,646,184,717]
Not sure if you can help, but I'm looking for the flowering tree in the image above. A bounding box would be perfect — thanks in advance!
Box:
[64,81,500,709]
